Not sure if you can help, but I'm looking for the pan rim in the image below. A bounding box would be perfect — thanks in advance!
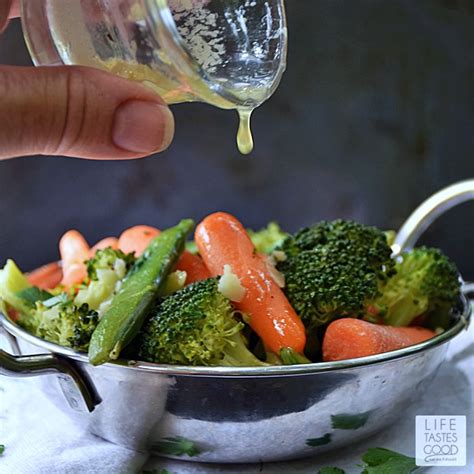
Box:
[1,294,470,377]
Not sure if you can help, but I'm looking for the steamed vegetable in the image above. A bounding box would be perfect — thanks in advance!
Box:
[0,214,462,366]
[59,230,90,289]
[26,261,62,290]
[175,251,211,284]
[75,247,136,311]
[91,236,119,252]
[119,225,211,284]
[0,259,34,317]
[133,278,265,366]
[185,221,287,258]
[29,298,99,351]
[280,348,312,365]
[0,260,98,350]
[372,246,461,328]
[88,219,194,365]
[322,318,436,361]
[195,212,306,356]
[118,225,160,256]
[248,222,288,254]
[85,247,136,281]
[277,220,395,328]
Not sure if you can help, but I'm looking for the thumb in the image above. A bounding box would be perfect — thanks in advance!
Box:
[0,65,175,160]
[0,0,16,33]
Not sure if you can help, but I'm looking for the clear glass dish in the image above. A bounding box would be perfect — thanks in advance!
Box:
[21,0,288,153]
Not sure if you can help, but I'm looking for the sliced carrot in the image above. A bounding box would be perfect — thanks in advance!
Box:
[27,261,63,290]
[118,225,160,256]
[322,318,437,361]
[195,212,306,355]
[176,251,211,284]
[91,237,119,254]
[59,230,90,289]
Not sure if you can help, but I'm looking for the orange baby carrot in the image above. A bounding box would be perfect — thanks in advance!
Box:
[119,225,209,283]
[195,212,306,355]
[91,237,119,254]
[118,225,160,256]
[176,251,211,284]
[27,262,63,290]
[322,318,436,361]
[59,230,90,289]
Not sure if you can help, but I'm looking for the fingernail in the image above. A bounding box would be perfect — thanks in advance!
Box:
[113,100,174,153]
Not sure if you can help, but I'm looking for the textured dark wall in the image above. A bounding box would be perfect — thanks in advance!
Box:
[0,1,473,277]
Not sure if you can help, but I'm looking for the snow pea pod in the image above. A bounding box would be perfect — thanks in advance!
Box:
[88,219,194,366]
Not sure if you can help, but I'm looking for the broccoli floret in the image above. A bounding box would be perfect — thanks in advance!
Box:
[0,259,97,351]
[373,246,461,328]
[75,248,136,311]
[86,247,136,281]
[277,220,395,328]
[20,295,98,351]
[133,278,266,366]
[248,222,288,254]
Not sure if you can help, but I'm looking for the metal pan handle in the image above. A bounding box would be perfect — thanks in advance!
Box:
[0,343,99,413]
[393,179,474,254]
[393,179,474,322]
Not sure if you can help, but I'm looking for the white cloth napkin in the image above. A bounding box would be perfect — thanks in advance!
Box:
[1,321,472,474]
[0,344,148,473]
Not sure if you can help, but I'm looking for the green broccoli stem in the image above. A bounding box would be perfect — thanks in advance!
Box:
[280,348,312,365]
[220,332,268,367]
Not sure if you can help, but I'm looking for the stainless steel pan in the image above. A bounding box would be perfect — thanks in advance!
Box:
[1,180,473,463]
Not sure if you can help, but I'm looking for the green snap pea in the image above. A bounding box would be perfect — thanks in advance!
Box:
[88,219,194,366]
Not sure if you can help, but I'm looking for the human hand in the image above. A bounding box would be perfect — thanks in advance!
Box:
[0,0,174,160]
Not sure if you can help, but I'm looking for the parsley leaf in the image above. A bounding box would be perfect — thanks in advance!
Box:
[17,287,53,306]
[0,444,5,455]
[152,436,201,457]
[361,448,418,474]
[331,411,371,430]
[318,447,417,474]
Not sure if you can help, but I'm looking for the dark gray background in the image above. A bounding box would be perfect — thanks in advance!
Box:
[0,1,473,277]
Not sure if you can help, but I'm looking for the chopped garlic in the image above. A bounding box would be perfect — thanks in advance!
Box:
[265,256,286,288]
[113,258,127,279]
[272,250,287,262]
[218,264,246,302]
[162,270,187,296]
